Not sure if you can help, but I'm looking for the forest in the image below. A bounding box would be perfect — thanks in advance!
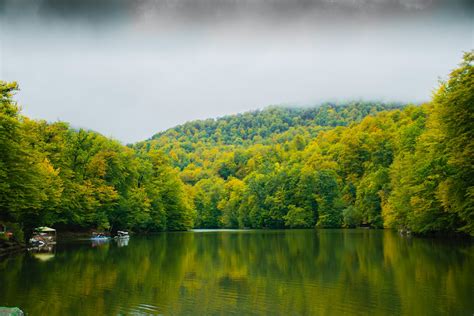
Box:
[0,52,472,239]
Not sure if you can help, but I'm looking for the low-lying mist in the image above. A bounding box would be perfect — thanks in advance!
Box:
[1,0,472,143]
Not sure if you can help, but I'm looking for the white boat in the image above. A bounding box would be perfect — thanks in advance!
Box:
[114,231,130,239]
[29,227,56,246]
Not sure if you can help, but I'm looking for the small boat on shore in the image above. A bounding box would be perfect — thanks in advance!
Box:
[90,232,111,247]
[0,306,24,316]
[90,232,110,240]
[29,227,56,247]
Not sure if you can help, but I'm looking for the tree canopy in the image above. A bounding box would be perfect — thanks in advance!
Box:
[0,82,194,237]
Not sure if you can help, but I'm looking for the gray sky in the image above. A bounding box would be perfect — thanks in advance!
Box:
[1,0,473,143]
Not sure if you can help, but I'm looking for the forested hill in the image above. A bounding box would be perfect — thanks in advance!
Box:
[1,52,472,239]
[137,102,407,171]
[145,102,405,148]
[135,53,473,236]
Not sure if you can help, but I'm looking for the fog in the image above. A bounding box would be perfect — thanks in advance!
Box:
[1,0,472,143]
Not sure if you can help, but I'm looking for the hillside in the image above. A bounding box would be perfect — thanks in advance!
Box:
[148,102,405,147]
[138,102,406,170]
[134,53,473,235]
[137,102,426,229]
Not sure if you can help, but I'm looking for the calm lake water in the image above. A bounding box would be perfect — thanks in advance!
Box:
[0,229,472,315]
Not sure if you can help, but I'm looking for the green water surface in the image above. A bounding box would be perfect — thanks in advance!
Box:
[0,229,472,315]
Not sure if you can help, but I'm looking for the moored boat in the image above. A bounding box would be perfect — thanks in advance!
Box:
[114,231,129,239]
[90,232,111,240]
[29,227,56,246]
[0,307,24,316]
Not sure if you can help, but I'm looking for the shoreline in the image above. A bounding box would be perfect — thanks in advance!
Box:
[0,239,26,258]
[1,227,471,258]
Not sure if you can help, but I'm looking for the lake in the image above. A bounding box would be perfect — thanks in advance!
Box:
[0,229,472,315]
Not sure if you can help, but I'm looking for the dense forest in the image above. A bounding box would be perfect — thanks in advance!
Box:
[0,52,472,239]
[0,83,194,238]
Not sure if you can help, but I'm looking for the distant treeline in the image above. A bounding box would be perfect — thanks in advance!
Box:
[0,52,472,238]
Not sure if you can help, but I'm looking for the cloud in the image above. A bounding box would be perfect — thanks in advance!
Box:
[0,0,472,143]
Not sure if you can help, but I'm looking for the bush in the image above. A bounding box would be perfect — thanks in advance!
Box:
[343,206,362,228]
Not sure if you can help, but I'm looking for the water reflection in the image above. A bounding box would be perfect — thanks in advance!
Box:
[91,238,111,248]
[30,244,55,262]
[0,230,472,315]
[115,237,129,248]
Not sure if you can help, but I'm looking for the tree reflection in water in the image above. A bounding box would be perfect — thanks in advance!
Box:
[0,230,472,315]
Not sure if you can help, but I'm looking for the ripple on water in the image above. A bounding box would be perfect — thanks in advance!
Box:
[120,303,161,316]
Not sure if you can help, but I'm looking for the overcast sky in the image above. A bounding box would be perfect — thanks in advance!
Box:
[1,0,472,143]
